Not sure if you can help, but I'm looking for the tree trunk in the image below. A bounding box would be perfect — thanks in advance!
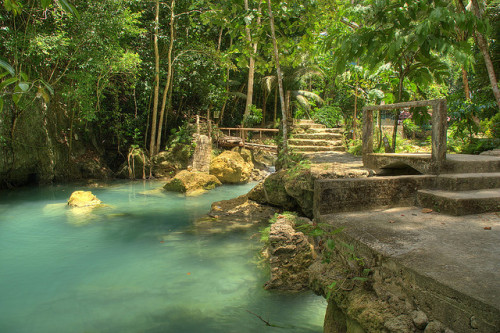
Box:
[218,37,232,126]
[392,74,404,152]
[462,67,471,100]
[149,0,160,155]
[262,88,268,126]
[156,0,176,155]
[243,0,256,122]
[470,0,500,111]
[267,0,287,154]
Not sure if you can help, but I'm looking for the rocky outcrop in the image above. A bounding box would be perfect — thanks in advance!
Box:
[163,170,221,195]
[194,194,279,234]
[67,191,102,207]
[263,214,315,291]
[249,171,299,211]
[150,151,176,178]
[210,150,253,184]
[248,153,370,217]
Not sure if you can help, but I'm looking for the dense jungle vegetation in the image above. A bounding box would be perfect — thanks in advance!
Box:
[1,0,499,184]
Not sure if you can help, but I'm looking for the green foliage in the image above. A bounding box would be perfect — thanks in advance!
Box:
[168,121,195,147]
[448,99,495,143]
[485,112,500,139]
[311,105,343,128]
[347,139,363,156]
[402,118,419,138]
[243,104,263,127]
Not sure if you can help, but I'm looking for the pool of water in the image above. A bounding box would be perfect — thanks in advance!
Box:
[0,181,326,333]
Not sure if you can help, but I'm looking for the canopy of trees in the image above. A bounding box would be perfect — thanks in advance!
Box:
[1,0,498,162]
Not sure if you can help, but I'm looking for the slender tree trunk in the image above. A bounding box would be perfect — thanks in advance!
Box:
[149,0,160,155]
[156,0,176,155]
[243,0,261,122]
[262,88,268,126]
[274,85,278,123]
[218,38,232,126]
[470,0,500,111]
[392,73,404,151]
[267,0,287,154]
[353,83,358,140]
[462,67,471,100]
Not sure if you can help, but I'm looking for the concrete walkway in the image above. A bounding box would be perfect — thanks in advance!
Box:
[319,207,500,332]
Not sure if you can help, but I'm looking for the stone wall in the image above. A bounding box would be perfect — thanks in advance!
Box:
[314,175,436,216]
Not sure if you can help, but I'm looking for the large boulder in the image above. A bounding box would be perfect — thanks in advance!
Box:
[248,170,298,211]
[68,191,102,207]
[210,150,253,184]
[163,170,221,195]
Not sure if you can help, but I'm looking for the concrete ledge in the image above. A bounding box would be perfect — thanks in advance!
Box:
[436,173,500,191]
[314,175,435,217]
[418,188,500,215]
[318,208,500,332]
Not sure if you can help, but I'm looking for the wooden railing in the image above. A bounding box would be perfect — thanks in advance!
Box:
[218,127,279,142]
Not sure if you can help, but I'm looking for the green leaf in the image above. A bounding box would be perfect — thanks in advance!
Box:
[0,77,19,91]
[18,82,29,92]
[40,79,54,95]
[0,97,3,112]
[12,92,21,105]
[0,57,15,76]
[353,277,368,282]
[41,0,52,8]
[58,0,80,19]
[326,239,336,250]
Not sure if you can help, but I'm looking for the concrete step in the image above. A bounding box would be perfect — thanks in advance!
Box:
[444,154,500,174]
[295,123,326,129]
[307,128,343,134]
[418,188,500,216]
[290,145,345,152]
[436,173,500,191]
[288,139,343,147]
[295,119,315,125]
[292,133,343,140]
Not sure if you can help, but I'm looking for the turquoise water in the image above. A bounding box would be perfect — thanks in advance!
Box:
[0,181,326,333]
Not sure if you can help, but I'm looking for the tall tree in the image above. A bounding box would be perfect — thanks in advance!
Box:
[267,0,287,154]
[149,0,161,155]
[469,0,500,111]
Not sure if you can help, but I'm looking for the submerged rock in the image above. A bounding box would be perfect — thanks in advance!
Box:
[163,170,221,195]
[264,214,314,291]
[67,191,102,207]
[193,194,279,234]
[210,150,253,184]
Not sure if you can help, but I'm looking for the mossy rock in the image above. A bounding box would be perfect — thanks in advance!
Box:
[68,191,102,207]
[248,170,297,210]
[210,150,253,184]
[164,170,221,194]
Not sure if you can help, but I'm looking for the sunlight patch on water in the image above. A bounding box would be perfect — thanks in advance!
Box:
[0,181,326,333]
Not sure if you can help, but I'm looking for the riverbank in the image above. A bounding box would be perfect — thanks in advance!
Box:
[314,207,500,332]
[234,150,500,332]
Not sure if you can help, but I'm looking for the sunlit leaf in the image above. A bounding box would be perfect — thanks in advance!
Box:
[0,57,15,76]
[58,0,80,19]
[41,0,52,9]
[18,82,30,92]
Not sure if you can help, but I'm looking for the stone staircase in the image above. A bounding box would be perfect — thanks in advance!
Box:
[289,119,345,153]
[314,160,500,217]
[417,172,500,215]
